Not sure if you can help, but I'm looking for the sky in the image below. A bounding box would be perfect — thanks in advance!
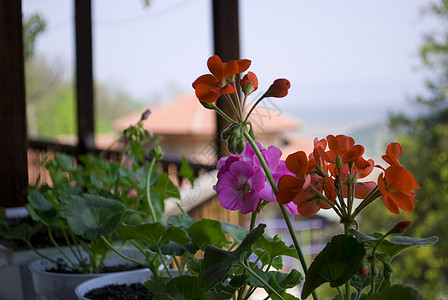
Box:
[22,0,437,138]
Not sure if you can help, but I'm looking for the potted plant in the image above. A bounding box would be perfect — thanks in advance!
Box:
[77,55,439,299]
[1,110,194,299]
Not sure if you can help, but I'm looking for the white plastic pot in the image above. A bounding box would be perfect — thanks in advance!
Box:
[28,249,146,300]
[75,268,152,300]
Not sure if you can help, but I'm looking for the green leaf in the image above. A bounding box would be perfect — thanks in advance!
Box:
[235,223,266,255]
[199,224,266,289]
[27,188,54,211]
[221,222,248,244]
[167,213,197,232]
[161,226,190,245]
[179,157,195,186]
[119,222,189,248]
[367,284,423,300]
[254,234,298,268]
[350,229,439,260]
[118,222,165,245]
[188,219,229,250]
[301,235,366,299]
[152,173,180,200]
[54,152,74,171]
[60,194,125,240]
[153,275,209,300]
[199,246,239,290]
[248,268,302,290]
[159,242,198,256]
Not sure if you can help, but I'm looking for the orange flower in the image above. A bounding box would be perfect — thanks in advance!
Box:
[277,151,311,205]
[277,151,331,217]
[264,79,291,98]
[192,55,251,103]
[382,142,402,166]
[240,71,258,95]
[378,165,420,215]
[319,135,365,166]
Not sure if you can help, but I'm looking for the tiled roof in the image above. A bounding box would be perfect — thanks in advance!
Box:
[113,94,301,135]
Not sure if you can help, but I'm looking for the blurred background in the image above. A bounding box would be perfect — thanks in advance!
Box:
[19,0,448,298]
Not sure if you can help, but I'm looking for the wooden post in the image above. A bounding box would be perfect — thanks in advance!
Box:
[0,0,29,207]
[75,0,95,154]
[212,0,240,158]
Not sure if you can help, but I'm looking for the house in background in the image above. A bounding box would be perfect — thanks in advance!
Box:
[112,93,313,164]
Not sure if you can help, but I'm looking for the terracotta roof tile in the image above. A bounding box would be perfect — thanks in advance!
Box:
[113,94,301,135]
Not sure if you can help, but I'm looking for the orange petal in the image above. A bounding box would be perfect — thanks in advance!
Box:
[386,142,402,158]
[285,151,308,178]
[343,145,364,163]
[194,83,220,103]
[389,192,415,212]
[236,59,251,73]
[354,181,376,199]
[383,194,400,215]
[192,74,217,88]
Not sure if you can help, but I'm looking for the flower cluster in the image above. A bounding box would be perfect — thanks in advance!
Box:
[215,141,297,214]
[276,134,420,218]
[188,55,436,300]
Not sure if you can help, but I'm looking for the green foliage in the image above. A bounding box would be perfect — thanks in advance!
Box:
[367,285,423,300]
[301,235,366,299]
[363,1,448,298]
[23,14,46,60]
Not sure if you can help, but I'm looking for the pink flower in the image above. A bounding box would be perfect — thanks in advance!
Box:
[215,160,265,214]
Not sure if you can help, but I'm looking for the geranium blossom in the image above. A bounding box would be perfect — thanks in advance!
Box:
[215,160,265,214]
[378,165,420,215]
[318,134,365,167]
[216,141,296,214]
[192,55,251,103]
[276,151,333,217]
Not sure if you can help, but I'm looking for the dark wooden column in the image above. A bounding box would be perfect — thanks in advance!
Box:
[75,0,95,154]
[212,0,240,157]
[0,0,29,207]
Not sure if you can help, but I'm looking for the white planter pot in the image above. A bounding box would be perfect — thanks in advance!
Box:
[0,207,70,300]
[75,268,152,300]
[28,249,146,300]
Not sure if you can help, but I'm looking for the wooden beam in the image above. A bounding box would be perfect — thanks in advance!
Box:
[75,0,95,154]
[212,0,240,157]
[0,0,29,207]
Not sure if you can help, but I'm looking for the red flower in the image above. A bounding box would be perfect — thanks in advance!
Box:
[264,79,291,98]
[277,151,331,217]
[240,71,258,95]
[319,135,365,167]
[192,55,251,103]
[382,142,402,166]
[378,166,420,215]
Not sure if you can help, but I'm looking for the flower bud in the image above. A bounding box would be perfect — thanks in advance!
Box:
[240,72,258,96]
[389,220,412,234]
[140,109,151,121]
[235,138,246,154]
[150,145,164,161]
[264,79,290,98]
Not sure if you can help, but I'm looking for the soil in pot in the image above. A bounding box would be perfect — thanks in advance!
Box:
[45,257,142,274]
[84,282,154,300]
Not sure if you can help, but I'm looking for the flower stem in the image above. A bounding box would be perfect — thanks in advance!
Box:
[241,259,285,300]
[210,103,238,125]
[145,158,158,222]
[344,221,352,299]
[100,236,148,269]
[243,130,319,300]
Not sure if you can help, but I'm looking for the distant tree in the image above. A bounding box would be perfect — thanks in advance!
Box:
[361,1,448,298]
[23,14,46,60]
